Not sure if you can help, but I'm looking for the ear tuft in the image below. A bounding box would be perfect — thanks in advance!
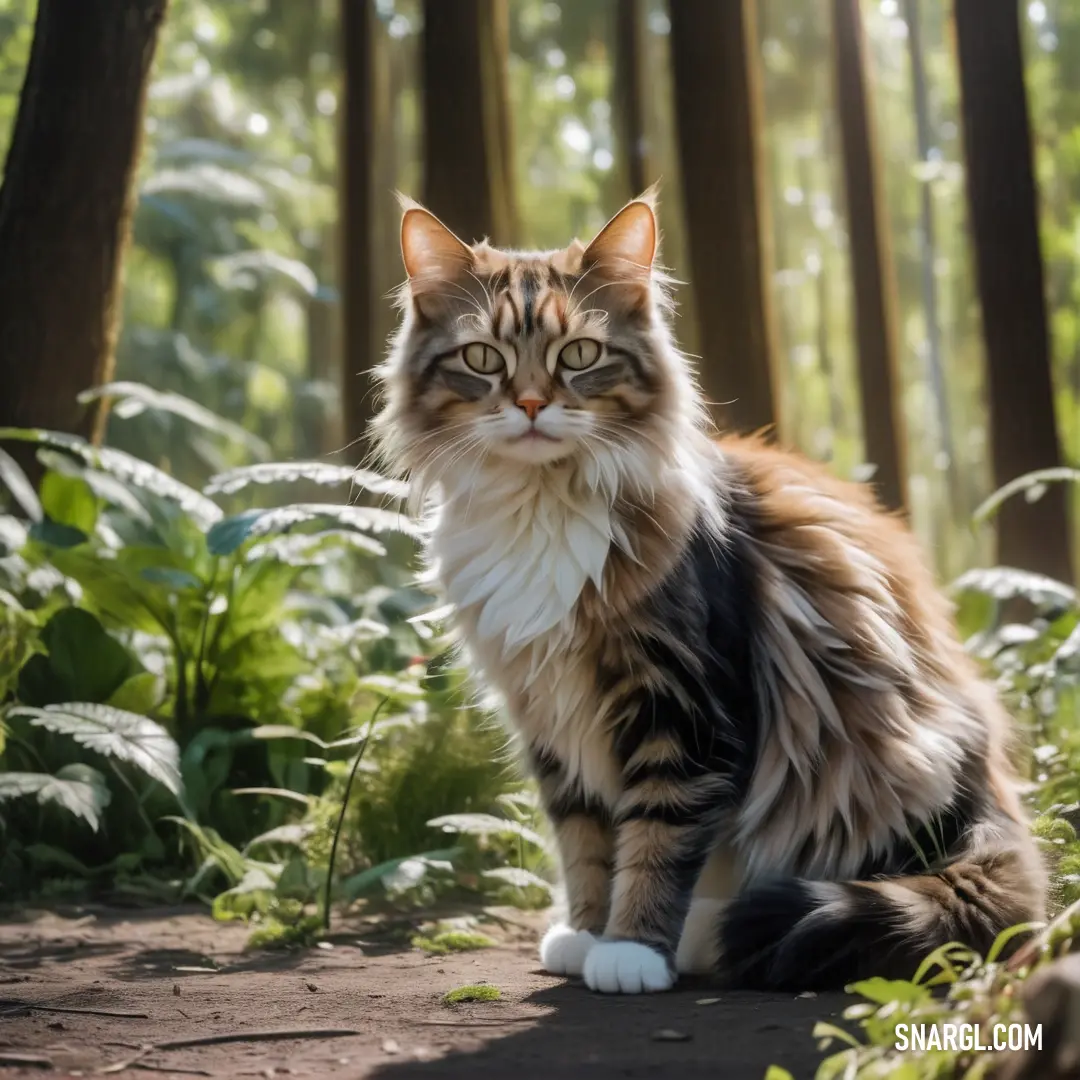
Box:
[582,200,657,274]
[400,204,473,282]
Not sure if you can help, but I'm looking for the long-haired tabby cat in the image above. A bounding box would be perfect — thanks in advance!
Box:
[372,191,1045,994]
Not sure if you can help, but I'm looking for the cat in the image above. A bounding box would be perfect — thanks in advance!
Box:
[371,191,1046,994]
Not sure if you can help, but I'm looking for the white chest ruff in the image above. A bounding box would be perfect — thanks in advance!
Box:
[427,470,618,657]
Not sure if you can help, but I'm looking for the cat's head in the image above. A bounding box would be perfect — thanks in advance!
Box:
[372,192,703,491]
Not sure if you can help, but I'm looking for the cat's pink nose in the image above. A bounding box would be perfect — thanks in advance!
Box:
[516,392,547,421]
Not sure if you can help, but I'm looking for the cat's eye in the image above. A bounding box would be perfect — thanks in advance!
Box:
[462,342,505,375]
[558,338,601,371]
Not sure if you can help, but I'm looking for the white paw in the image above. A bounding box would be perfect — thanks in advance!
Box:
[583,940,674,994]
[539,924,597,976]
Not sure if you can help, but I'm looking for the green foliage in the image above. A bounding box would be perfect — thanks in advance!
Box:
[411,929,495,955]
[442,984,501,1005]
[0,395,546,922]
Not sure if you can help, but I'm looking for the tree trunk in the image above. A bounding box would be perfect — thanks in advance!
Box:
[613,0,651,199]
[340,0,379,461]
[904,0,954,484]
[0,0,167,460]
[668,0,782,437]
[955,0,1074,583]
[831,0,908,512]
[421,0,517,246]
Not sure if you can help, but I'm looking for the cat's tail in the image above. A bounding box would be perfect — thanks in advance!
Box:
[711,848,1044,991]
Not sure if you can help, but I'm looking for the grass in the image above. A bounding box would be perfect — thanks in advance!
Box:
[442,984,501,1005]
[412,929,496,955]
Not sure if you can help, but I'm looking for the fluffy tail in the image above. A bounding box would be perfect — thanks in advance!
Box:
[719,850,1043,991]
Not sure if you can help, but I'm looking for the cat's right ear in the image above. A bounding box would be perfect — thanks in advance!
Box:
[400,203,474,284]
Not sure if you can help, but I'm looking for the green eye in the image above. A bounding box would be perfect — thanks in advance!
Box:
[558,338,601,370]
[462,342,505,375]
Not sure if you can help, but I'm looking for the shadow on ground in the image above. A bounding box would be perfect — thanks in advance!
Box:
[367,974,844,1080]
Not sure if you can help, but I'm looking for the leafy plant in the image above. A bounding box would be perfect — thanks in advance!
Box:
[0,391,550,924]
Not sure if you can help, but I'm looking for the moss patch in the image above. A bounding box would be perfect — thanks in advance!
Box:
[442,984,501,1005]
[411,929,495,955]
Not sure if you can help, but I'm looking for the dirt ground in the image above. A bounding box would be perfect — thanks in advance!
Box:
[0,906,849,1080]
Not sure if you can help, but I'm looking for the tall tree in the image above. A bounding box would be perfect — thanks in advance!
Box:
[955,0,1074,583]
[668,0,782,437]
[0,0,168,458]
[904,0,953,483]
[421,0,517,246]
[831,0,908,512]
[340,0,381,460]
[613,0,651,200]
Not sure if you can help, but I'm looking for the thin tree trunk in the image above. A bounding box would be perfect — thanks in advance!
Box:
[831,0,908,512]
[904,0,953,478]
[0,0,167,461]
[955,0,1073,583]
[340,0,378,460]
[613,0,651,199]
[669,0,782,437]
[421,0,517,246]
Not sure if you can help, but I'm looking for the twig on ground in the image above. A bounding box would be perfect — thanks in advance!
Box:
[0,1002,150,1019]
[99,1029,363,1074]
[0,1052,53,1068]
[411,1016,541,1027]
[131,1064,212,1077]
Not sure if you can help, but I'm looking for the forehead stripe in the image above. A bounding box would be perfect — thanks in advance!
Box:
[520,269,538,336]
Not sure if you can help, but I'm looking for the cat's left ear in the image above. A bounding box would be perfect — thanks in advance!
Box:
[581,197,657,276]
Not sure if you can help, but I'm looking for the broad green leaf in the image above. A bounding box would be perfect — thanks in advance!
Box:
[78,382,272,462]
[0,765,111,831]
[139,566,202,590]
[39,472,99,535]
[206,502,416,556]
[39,548,171,633]
[204,461,407,500]
[17,608,140,706]
[107,672,163,715]
[0,428,222,529]
[28,519,89,548]
[36,449,153,526]
[10,703,182,796]
[0,446,42,521]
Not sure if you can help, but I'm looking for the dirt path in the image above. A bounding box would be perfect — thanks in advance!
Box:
[0,907,848,1079]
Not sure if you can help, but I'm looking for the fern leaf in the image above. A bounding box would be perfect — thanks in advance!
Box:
[0,765,111,831]
[0,428,222,530]
[9,703,182,796]
[204,460,407,500]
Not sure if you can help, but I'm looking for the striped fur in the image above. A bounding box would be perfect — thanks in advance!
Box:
[372,195,1046,993]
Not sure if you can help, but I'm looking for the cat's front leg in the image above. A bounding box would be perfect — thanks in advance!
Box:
[582,751,720,994]
[533,761,614,977]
